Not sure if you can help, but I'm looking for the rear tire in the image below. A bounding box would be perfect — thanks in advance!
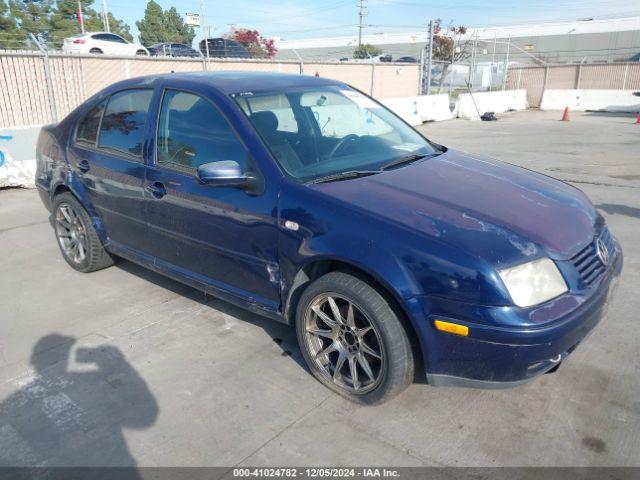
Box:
[136,49,148,56]
[52,192,114,273]
[89,48,103,54]
[296,272,414,405]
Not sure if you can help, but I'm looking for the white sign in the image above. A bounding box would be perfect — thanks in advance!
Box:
[185,13,200,27]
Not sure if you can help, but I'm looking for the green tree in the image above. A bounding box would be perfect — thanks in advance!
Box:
[353,43,381,59]
[0,0,28,48]
[9,0,53,44]
[163,7,194,44]
[136,0,194,46]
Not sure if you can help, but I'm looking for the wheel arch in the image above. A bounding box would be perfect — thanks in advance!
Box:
[284,258,425,376]
[51,181,108,244]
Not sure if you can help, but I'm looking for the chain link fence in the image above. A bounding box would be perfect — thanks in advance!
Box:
[0,47,421,128]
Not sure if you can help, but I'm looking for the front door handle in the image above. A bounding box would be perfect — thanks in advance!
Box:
[145,182,166,199]
[77,159,90,173]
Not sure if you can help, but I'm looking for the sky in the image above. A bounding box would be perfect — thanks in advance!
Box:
[103,0,640,44]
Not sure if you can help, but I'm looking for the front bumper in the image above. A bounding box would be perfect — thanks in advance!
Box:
[408,243,622,388]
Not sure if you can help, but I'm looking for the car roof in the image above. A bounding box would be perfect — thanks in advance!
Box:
[106,71,344,96]
[150,43,191,47]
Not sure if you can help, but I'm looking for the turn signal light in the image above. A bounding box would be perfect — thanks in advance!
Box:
[434,320,469,336]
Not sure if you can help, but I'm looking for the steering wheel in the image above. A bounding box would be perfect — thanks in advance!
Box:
[326,134,359,160]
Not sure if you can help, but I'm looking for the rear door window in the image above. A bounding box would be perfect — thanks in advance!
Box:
[98,89,153,159]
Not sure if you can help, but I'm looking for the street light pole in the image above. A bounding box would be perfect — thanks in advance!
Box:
[102,0,110,32]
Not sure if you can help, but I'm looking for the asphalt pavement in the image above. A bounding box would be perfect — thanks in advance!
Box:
[0,110,638,468]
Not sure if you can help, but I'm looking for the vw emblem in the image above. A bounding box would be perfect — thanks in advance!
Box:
[596,237,609,266]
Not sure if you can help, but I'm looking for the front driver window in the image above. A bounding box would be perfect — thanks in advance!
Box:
[156,90,248,174]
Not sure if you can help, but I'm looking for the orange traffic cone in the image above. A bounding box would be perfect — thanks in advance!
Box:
[635,113,640,124]
[561,106,570,121]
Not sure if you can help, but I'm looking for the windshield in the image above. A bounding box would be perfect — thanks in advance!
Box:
[232,86,440,182]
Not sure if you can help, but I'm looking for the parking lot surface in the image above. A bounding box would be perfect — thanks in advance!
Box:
[0,110,638,467]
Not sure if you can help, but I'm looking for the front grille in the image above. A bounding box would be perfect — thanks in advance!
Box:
[571,227,614,286]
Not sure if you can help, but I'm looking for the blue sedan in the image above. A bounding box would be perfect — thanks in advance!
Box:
[35,72,622,404]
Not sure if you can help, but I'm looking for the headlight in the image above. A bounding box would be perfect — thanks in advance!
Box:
[498,258,568,308]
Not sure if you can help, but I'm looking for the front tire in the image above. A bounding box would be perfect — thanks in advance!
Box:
[136,49,148,56]
[296,272,414,404]
[53,193,114,273]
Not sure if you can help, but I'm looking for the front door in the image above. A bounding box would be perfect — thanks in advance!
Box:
[68,88,154,254]
[144,88,281,311]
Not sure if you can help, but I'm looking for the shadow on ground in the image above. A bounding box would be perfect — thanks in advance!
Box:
[0,335,157,477]
[114,259,429,385]
[115,259,305,370]
[597,203,640,219]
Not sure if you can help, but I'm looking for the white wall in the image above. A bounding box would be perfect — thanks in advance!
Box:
[540,89,640,112]
[0,126,41,188]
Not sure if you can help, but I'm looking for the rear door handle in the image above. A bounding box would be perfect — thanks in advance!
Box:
[77,159,90,173]
[145,182,166,199]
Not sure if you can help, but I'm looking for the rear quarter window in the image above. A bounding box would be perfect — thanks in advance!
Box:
[75,100,106,145]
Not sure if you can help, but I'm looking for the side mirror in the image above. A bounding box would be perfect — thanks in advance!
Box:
[196,160,251,188]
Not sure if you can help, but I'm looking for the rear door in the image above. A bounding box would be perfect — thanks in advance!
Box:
[68,88,155,254]
[144,87,281,310]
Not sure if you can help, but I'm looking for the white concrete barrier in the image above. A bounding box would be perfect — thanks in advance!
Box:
[0,126,41,188]
[415,94,454,122]
[381,94,454,125]
[379,97,423,126]
[457,89,528,120]
[540,89,640,112]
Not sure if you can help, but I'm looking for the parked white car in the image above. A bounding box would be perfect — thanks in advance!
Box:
[63,32,148,56]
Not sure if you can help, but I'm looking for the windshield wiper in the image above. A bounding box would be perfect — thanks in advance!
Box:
[381,153,438,171]
[308,170,380,184]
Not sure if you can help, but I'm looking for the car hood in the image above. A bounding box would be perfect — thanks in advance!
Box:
[310,149,598,266]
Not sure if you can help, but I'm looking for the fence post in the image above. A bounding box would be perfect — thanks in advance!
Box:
[425,20,433,95]
[418,49,424,95]
[293,49,304,75]
[575,60,583,89]
[542,66,550,102]
[517,68,522,90]
[29,33,57,124]
[489,33,496,91]
[502,35,511,90]
[622,63,629,90]
[370,63,375,96]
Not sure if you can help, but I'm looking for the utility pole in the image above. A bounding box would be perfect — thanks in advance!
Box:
[102,0,110,32]
[425,20,433,96]
[358,0,366,48]
[77,1,85,34]
[200,0,210,59]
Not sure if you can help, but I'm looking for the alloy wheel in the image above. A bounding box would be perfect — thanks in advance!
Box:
[303,294,385,394]
[55,203,88,264]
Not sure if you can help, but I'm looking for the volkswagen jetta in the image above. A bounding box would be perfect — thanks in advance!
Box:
[35,72,622,404]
